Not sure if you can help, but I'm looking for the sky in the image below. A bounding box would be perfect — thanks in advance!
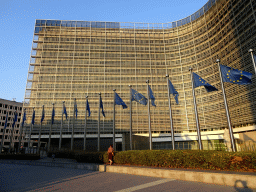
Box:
[0,0,208,103]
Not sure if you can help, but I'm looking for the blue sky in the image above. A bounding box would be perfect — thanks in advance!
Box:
[0,0,208,102]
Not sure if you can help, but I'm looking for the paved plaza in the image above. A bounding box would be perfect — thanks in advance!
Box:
[0,163,255,192]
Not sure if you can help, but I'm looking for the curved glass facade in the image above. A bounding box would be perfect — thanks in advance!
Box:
[24,0,256,139]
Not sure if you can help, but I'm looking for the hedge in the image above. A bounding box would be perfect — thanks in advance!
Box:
[104,150,256,172]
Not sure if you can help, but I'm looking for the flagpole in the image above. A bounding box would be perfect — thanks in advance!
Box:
[59,102,64,150]
[18,109,25,153]
[248,49,256,75]
[216,59,236,152]
[129,85,132,150]
[28,107,34,152]
[9,111,16,153]
[113,89,116,151]
[84,96,88,151]
[48,103,54,151]
[38,105,44,153]
[189,68,203,150]
[71,98,76,151]
[98,93,101,152]
[166,75,175,150]
[146,80,152,150]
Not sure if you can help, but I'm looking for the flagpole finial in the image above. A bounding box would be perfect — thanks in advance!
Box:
[166,74,169,77]
[248,49,253,53]
[52,103,54,105]
[146,80,149,83]
[113,89,116,92]
[74,98,76,101]
[216,59,220,63]
[189,67,193,71]
[99,92,101,95]
[129,85,132,87]
[63,101,65,103]
[86,96,88,98]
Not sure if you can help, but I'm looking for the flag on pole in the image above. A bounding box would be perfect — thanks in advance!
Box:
[4,112,8,129]
[193,73,218,92]
[51,107,55,124]
[86,99,91,117]
[41,107,45,123]
[21,111,26,127]
[75,103,78,119]
[148,85,156,107]
[220,64,252,85]
[12,111,18,128]
[131,88,147,105]
[31,110,35,125]
[100,97,105,117]
[63,104,68,120]
[114,92,128,109]
[168,79,179,104]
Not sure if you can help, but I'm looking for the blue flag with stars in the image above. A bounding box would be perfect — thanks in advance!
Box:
[148,85,156,107]
[75,103,78,119]
[100,97,105,117]
[41,107,45,123]
[86,100,91,117]
[31,110,35,125]
[63,104,68,120]
[220,64,252,85]
[4,112,8,129]
[51,108,55,124]
[115,92,128,109]
[12,111,18,128]
[168,79,179,104]
[193,73,218,92]
[131,88,147,105]
[22,111,26,127]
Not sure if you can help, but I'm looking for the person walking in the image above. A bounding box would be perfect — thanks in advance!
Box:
[108,144,114,165]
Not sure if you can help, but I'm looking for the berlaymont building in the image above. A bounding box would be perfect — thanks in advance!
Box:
[22,0,256,151]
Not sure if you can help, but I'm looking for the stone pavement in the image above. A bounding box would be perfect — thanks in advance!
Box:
[0,157,255,189]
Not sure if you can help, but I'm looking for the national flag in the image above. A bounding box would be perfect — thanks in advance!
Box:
[4,112,8,129]
[75,103,78,119]
[12,111,18,128]
[148,85,156,107]
[86,99,91,117]
[114,92,128,109]
[21,111,26,127]
[100,97,105,117]
[63,104,68,120]
[131,88,147,105]
[220,64,252,85]
[193,73,218,92]
[51,107,55,124]
[168,79,179,104]
[31,110,35,125]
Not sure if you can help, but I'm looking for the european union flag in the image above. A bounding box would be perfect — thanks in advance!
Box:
[115,92,127,109]
[12,111,18,128]
[148,85,156,107]
[22,111,26,127]
[168,79,179,104]
[131,88,147,105]
[51,108,55,124]
[220,64,252,85]
[41,108,45,123]
[31,110,35,125]
[4,113,8,129]
[75,103,78,119]
[100,97,105,117]
[63,104,68,120]
[86,100,91,117]
[193,73,218,92]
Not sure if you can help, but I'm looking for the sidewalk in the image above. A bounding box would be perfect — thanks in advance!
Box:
[0,157,255,189]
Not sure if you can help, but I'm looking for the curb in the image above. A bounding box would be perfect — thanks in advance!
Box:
[99,165,256,189]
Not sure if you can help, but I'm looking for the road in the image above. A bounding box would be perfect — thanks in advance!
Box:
[0,164,254,192]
